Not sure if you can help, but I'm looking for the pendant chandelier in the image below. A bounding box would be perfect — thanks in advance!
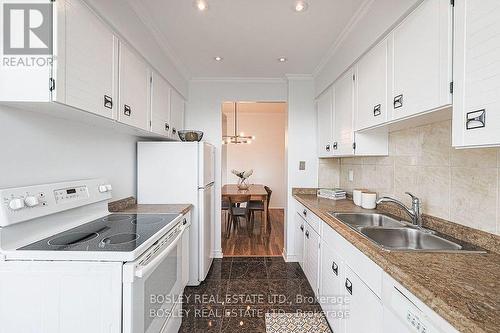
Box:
[222,102,256,144]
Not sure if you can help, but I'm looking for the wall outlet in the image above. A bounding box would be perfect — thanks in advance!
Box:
[299,161,306,170]
[348,170,354,182]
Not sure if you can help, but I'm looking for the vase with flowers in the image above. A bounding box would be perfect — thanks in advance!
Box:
[231,169,253,190]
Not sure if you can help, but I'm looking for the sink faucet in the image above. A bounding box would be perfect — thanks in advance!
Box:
[376,192,423,228]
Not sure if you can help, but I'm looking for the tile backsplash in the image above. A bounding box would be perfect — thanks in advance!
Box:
[318,120,500,235]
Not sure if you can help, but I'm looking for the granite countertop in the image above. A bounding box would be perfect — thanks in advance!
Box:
[293,193,500,333]
[108,197,192,216]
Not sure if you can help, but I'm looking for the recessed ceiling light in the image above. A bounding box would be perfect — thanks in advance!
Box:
[278,57,287,63]
[214,56,223,61]
[194,0,208,11]
[293,1,308,12]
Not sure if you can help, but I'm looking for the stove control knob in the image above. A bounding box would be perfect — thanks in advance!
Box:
[98,185,108,193]
[9,198,25,211]
[24,196,40,207]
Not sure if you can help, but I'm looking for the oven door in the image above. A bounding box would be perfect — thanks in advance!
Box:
[122,225,185,333]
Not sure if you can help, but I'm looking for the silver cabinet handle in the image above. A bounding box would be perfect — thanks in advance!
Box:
[303,209,307,216]
[300,224,304,232]
[305,230,310,239]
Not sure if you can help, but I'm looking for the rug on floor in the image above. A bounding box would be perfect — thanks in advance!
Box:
[265,312,332,333]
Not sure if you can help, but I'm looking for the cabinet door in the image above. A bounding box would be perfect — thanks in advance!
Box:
[333,69,355,156]
[151,71,171,137]
[390,0,452,120]
[317,88,334,157]
[303,225,320,296]
[118,42,150,131]
[344,265,383,333]
[295,213,305,268]
[320,242,346,333]
[355,38,388,131]
[170,90,185,140]
[453,0,500,147]
[62,0,117,119]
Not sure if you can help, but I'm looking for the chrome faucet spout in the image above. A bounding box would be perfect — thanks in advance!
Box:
[376,192,422,228]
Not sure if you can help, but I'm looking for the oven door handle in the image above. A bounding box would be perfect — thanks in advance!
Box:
[135,227,184,279]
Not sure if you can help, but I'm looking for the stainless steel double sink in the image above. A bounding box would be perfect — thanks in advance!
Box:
[330,213,463,251]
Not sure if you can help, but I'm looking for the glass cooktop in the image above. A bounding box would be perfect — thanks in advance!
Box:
[19,213,180,252]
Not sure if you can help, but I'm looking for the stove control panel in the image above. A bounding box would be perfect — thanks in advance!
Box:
[54,186,89,203]
[0,179,112,227]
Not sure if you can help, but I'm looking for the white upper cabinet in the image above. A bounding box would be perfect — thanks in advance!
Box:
[118,42,150,131]
[170,90,185,140]
[151,71,171,137]
[389,0,452,121]
[333,69,355,156]
[57,0,117,119]
[317,88,334,157]
[355,38,388,131]
[453,0,500,148]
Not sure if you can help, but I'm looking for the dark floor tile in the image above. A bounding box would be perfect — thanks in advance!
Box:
[268,279,318,306]
[220,306,267,333]
[231,256,267,262]
[205,259,232,280]
[184,279,229,307]
[230,260,268,280]
[179,304,224,333]
[226,279,271,306]
[264,256,285,263]
[266,261,306,280]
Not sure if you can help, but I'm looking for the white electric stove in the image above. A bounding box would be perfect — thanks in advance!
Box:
[0,179,190,333]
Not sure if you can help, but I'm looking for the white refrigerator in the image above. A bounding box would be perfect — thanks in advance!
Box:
[137,141,215,286]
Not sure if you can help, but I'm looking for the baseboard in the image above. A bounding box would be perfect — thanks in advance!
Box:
[282,248,298,262]
[212,249,223,259]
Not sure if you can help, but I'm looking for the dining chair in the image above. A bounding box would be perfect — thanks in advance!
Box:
[226,194,251,238]
[221,197,231,235]
[248,186,272,230]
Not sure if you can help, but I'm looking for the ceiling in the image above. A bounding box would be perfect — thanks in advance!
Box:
[127,0,367,78]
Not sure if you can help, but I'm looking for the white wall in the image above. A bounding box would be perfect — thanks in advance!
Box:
[84,0,188,97]
[223,103,287,208]
[0,105,137,200]
[185,78,288,258]
[286,76,318,260]
[314,0,421,96]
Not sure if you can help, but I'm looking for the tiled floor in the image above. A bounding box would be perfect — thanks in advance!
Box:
[180,257,324,333]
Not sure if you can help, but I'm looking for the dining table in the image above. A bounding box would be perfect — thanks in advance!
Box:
[221,184,269,232]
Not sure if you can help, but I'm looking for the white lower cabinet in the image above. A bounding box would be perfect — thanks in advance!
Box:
[344,265,383,333]
[295,212,305,268]
[303,221,320,296]
[319,241,346,333]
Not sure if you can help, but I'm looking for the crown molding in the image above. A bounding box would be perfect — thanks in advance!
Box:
[125,0,191,81]
[312,0,375,78]
[190,77,287,84]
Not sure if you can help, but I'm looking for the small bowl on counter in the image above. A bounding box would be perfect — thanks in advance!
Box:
[178,130,204,142]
